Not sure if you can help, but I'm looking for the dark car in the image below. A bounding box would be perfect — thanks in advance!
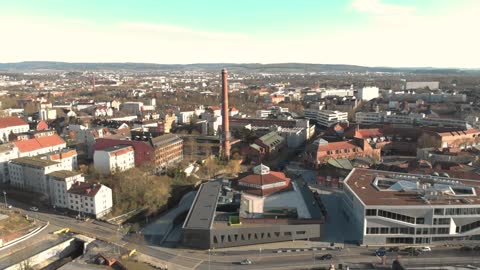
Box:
[388,247,400,252]
[375,250,386,257]
[320,254,333,260]
[460,246,473,252]
[473,246,480,251]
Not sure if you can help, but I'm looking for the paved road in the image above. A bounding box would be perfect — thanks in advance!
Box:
[7,199,480,270]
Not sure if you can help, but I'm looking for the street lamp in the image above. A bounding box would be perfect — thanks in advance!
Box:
[2,191,7,209]
[208,249,211,270]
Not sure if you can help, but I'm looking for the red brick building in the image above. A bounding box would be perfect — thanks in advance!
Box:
[93,138,154,167]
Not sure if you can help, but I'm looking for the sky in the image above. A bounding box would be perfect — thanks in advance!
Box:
[0,0,479,68]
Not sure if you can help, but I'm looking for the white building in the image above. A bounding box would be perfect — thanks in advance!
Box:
[0,116,29,143]
[67,182,113,218]
[318,88,354,98]
[357,87,379,101]
[48,170,85,208]
[93,145,135,175]
[0,143,19,183]
[41,149,78,171]
[343,168,480,246]
[8,157,63,194]
[304,109,348,127]
[39,108,57,121]
[405,81,440,90]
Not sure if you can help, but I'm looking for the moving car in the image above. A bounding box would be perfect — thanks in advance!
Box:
[419,246,431,252]
[387,247,400,252]
[375,247,387,257]
[29,207,39,212]
[320,254,333,260]
[240,259,252,265]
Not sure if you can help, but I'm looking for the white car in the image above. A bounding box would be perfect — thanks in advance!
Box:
[240,259,252,265]
[419,246,431,252]
[29,207,39,212]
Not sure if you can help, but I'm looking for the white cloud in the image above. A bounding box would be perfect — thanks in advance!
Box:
[120,22,249,40]
[351,0,415,16]
[1,1,480,68]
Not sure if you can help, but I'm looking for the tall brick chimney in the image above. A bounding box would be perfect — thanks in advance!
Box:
[221,69,231,160]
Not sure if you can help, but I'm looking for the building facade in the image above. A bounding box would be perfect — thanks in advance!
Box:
[0,116,29,143]
[93,145,135,175]
[343,168,480,246]
[67,182,113,218]
[150,134,183,173]
[8,157,62,194]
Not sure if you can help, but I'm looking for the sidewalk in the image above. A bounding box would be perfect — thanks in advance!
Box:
[210,240,344,254]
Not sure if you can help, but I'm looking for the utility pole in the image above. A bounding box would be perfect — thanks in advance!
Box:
[2,191,7,208]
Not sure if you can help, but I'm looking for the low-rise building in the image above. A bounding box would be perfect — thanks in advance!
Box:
[343,168,480,245]
[151,134,183,173]
[249,131,286,161]
[0,116,29,143]
[304,138,380,167]
[67,182,113,218]
[93,145,135,175]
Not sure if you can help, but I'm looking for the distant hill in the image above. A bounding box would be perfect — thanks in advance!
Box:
[0,61,470,74]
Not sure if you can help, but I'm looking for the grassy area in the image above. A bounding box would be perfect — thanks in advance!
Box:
[0,212,35,242]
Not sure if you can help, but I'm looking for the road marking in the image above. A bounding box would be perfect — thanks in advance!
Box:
[192,259,204,269]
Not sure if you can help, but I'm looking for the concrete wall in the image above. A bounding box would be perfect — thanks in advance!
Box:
[183,223,321,249]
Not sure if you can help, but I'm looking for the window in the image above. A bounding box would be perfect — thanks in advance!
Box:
[366,209,377,216]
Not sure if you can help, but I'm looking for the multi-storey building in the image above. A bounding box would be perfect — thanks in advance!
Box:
[40,148,78,171]
[93,145,135,175]
[418,129,480,150]
[151,134,183,173]
[357,87,379,101]
[0,143,18,183]
[305,110,348,127]
[0,116,29,143]
[14,134,66,157]
[8,157,62,194]
[342,168,480,246]
[48,170,85,208]
[67,182,113,218]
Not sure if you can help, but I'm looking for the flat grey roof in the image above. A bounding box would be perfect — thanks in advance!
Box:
[183,181,221,230]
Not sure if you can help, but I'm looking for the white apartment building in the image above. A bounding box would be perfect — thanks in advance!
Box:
[318,88,354,98]
[0,116,29,143]
[357,87,379,101]
[355,111,387,124]
[0,143,19,183]
[48,170,85,208]
[93,145,135,175]
[40,149,78,171]
[305,109,348,127]
[343,168,480,246]
[67,182,113,218]
[355,111,469,129]
[8,157,63,194]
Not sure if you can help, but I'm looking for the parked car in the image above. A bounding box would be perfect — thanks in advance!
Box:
[388,247,400,252]
[240,259,252,265]
[375,249,386,257]
[474,245,480,251]
[460,246,473,252]
[29,207,39,212]
[419,246,431,252]
[320,254,333,260]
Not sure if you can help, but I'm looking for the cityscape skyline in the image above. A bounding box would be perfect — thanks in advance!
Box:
[1,0,480,68]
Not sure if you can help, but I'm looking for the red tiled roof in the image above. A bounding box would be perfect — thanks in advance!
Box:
[239,171,290,186]
[317,141,360,152]
[68,182,102,197]
[357,129,383,138]
[14,134,65,153]
[0,117,28,129]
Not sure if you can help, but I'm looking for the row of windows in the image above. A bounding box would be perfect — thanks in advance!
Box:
[434,208,480,216]
[213,230,307,244]
[433,218,450,225]
[367,209,417,224]
[366,227,450,235]
[458,220,480,233]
